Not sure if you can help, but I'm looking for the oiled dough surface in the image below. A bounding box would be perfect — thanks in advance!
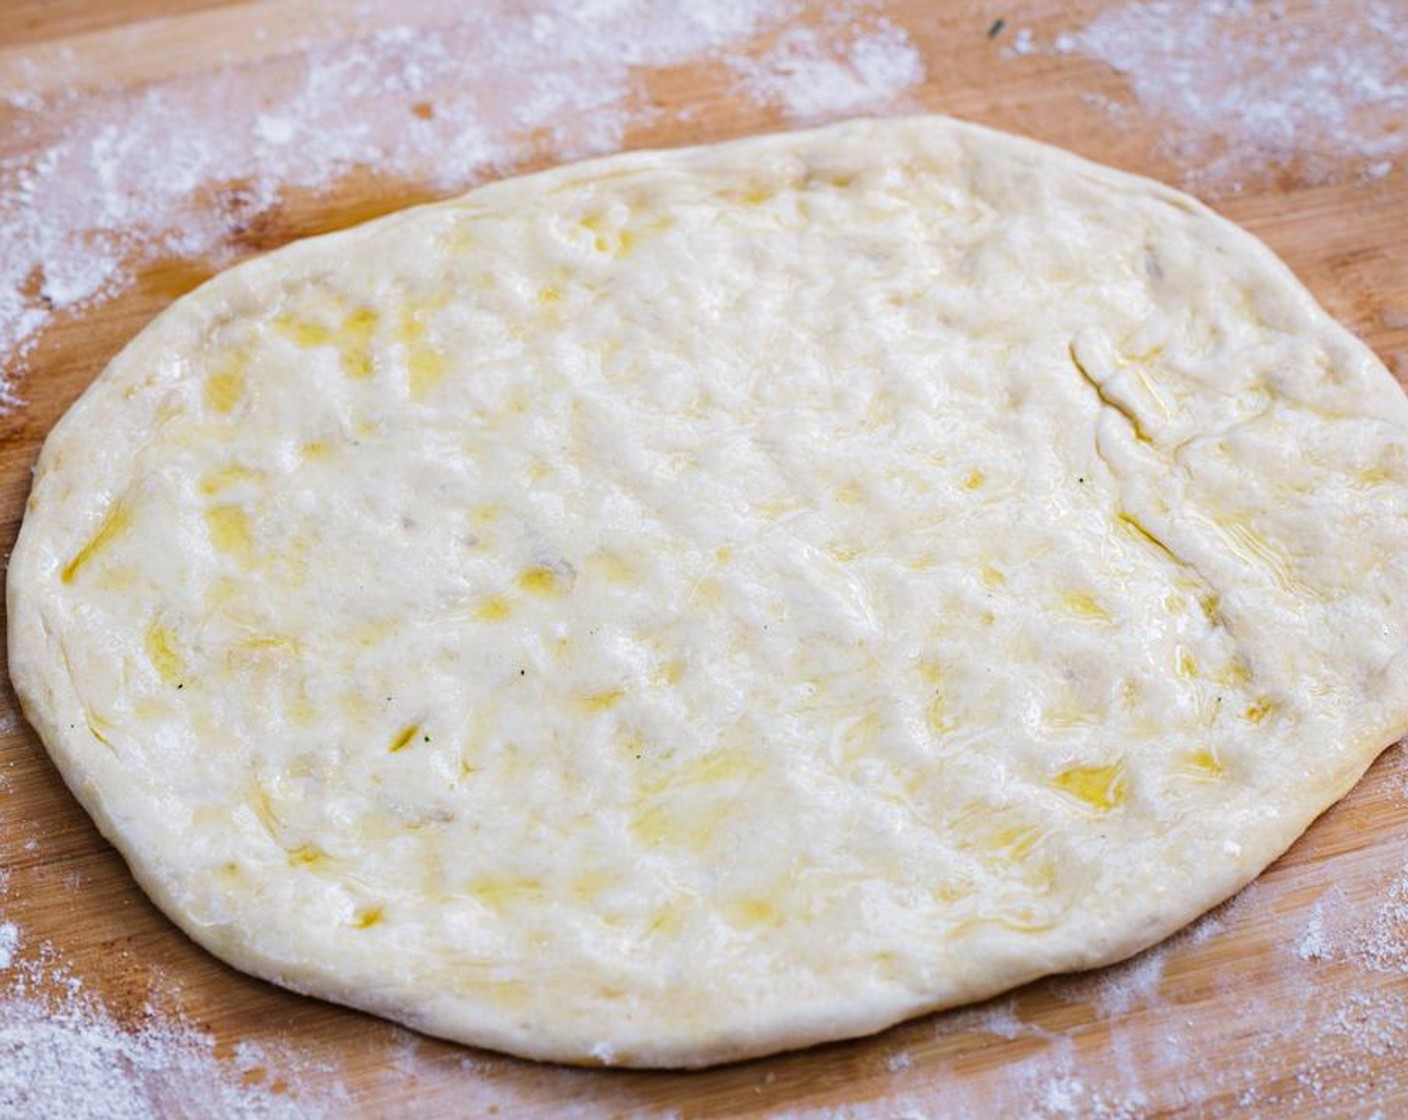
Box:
[10,117,1408,1067]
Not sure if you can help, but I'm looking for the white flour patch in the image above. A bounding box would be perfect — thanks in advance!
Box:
[0,832,339,1117]
[0,923,18,970]
[994,1039,1150,1120]
[0,2,924,413]
[0,858,340,1118]
[933,996,1031,1043]
[1299,905,1332,962]
[975,1001,1029,1040]
[0,992,340,1119]
[898,873,1361,1117]
[920,999,1151,1120]
[1018,0,1408,193]
[1090,948,1165,1018]
[1286,991,1408,1111]
[729,17,925,121]
[1004,28,1036,58]
[1298,864,1408,976]
[1180,909,1225,948]
[0,868,344,1118]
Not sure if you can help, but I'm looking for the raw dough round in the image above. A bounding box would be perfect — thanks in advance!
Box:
[10,117,1408,1067]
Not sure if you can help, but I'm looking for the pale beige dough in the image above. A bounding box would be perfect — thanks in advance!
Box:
[9,116,1408,1067]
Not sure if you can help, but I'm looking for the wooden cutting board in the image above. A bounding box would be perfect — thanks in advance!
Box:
[2,2,1406,1115]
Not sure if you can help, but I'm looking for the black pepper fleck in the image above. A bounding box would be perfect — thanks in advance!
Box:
[987,17,1006,39]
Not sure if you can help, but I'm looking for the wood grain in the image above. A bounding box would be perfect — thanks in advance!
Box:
[2,2,1407,1116]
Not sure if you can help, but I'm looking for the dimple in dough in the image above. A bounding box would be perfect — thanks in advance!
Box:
[10,116,1408,1068]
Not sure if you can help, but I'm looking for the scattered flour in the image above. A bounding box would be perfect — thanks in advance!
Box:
[0,993,339,1119]
[1089,949,1165,1019]
[891,831,1408,1120]
[0,873,338,1120]
[1361,865,1408,974]
[1296,863,1408,975]
[1286,991,1408,1111]
[1027,0,1408,192]
[1004,28,1036,58]
[939,996,1031,1042]
[1298,906,1332,963]
[0,2,925,415]
[728,16,925,120]
[0,922,17,969]
[978,1036,1150,1120]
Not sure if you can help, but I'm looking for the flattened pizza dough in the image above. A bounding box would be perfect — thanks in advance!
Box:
[10,117,1408,1067]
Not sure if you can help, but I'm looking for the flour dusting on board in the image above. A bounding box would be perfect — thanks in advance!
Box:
[0,922,18,970]
[1296,861,1408,976]
[0,1,924,413]
[728,16,924,120]
[1020,0,1408,193]
[0,995,339,1119]
[0,876,340,1116]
